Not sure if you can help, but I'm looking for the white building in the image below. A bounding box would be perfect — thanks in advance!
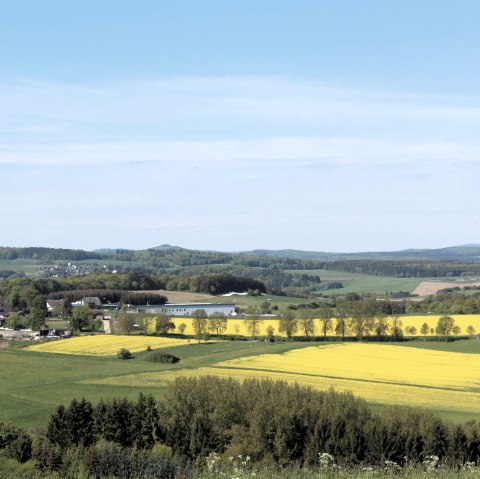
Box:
[136,303,235,317]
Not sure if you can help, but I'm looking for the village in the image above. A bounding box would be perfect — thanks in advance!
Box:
[0,295,236,340]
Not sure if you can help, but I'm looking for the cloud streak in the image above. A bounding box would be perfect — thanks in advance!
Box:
[1,137,480,167]
[2,75,480,251]
[2,76,480,142]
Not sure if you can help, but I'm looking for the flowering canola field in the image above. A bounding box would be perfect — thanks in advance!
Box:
[169,314,480,338]
[86,343,480,414]
[27,335,189,356]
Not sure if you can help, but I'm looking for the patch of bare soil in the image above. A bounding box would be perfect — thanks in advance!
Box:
[0,340,10,349]
[412,281,480,296]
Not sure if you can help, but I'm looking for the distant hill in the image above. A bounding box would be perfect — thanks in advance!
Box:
[150,244,186,252]
[3,244,480,263]
[241,245,480,262]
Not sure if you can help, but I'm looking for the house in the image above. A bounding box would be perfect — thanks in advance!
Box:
[136,302,235,317]
[72,297,102,309]
[46,299,65,316]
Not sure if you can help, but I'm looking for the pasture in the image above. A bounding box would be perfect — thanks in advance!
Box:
[286,268,423,295]
[0,339,311,430]
[1,335,480,431]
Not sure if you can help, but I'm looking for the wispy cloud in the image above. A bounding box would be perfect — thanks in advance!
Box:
[1,137,480,167]
[2,75,480,251]
[2,75,480,170]
[2,76,480,143]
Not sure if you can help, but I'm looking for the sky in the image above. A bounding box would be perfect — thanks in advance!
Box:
[2,0,480,253]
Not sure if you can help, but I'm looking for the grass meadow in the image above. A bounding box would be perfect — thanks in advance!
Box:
[2,333,480,431]
[285,268,423,294]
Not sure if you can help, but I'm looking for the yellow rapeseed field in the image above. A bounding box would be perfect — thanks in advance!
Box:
[27,335,190,356]
[84,343,480,414]
[168,314,480,338]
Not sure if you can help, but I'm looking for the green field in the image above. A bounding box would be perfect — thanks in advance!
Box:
[287,268,423,295]
[392,338,480,354]
[0,258,47,275]
[2,337,480,432]
[0,340,313,430]
[209,292,313,310]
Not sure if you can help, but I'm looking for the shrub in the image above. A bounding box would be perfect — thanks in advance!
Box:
[117,348,133,360]
[146,352,180,364]
[84,440,177,479]
[4,433,32,463]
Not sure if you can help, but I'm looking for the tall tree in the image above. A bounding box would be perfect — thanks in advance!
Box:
[192,309,209,342]
[390,316,403,341]
[436,315,455,342]
[243,306,263,339]
[277,310,299,340]
[318,306,333,341]
[154,313,175,335]
[374,316,389,339]
[466,325,476,339]
[420,322,430,339]
[299,309,316,339]
[349,300,375,341]
[116,309,136,335]
[71,304,93,331]
[208,312,228,336]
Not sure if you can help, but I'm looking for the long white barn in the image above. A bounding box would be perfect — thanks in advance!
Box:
[136,303,235,317]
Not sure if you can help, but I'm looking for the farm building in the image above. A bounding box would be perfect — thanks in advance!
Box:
[46,299,64,316]
[0,299,12,319]
[136,302,235,317]
[39,327,73,338]
[71,297,102,308]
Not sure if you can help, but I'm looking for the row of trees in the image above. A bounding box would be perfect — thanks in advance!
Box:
[4,377,479,473]
[276,310,472,342]
[110,304,475,342]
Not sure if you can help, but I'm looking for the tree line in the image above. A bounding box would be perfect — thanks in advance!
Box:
[242,306,469,342]
[48,290,168,306]
[0,246,102,261]
[1,272,266,297]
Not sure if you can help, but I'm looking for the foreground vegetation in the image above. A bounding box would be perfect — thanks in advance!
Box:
[2,461,480,479]
[1,377,480,478]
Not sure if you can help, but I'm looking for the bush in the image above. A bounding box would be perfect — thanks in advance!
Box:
[146,352,180,364]
[84,440,177,479]
[4,433,32,463]
[0,422,32,464]
[117,348,133,360]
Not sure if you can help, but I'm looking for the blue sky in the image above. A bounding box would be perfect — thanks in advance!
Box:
[2,1,480,252]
